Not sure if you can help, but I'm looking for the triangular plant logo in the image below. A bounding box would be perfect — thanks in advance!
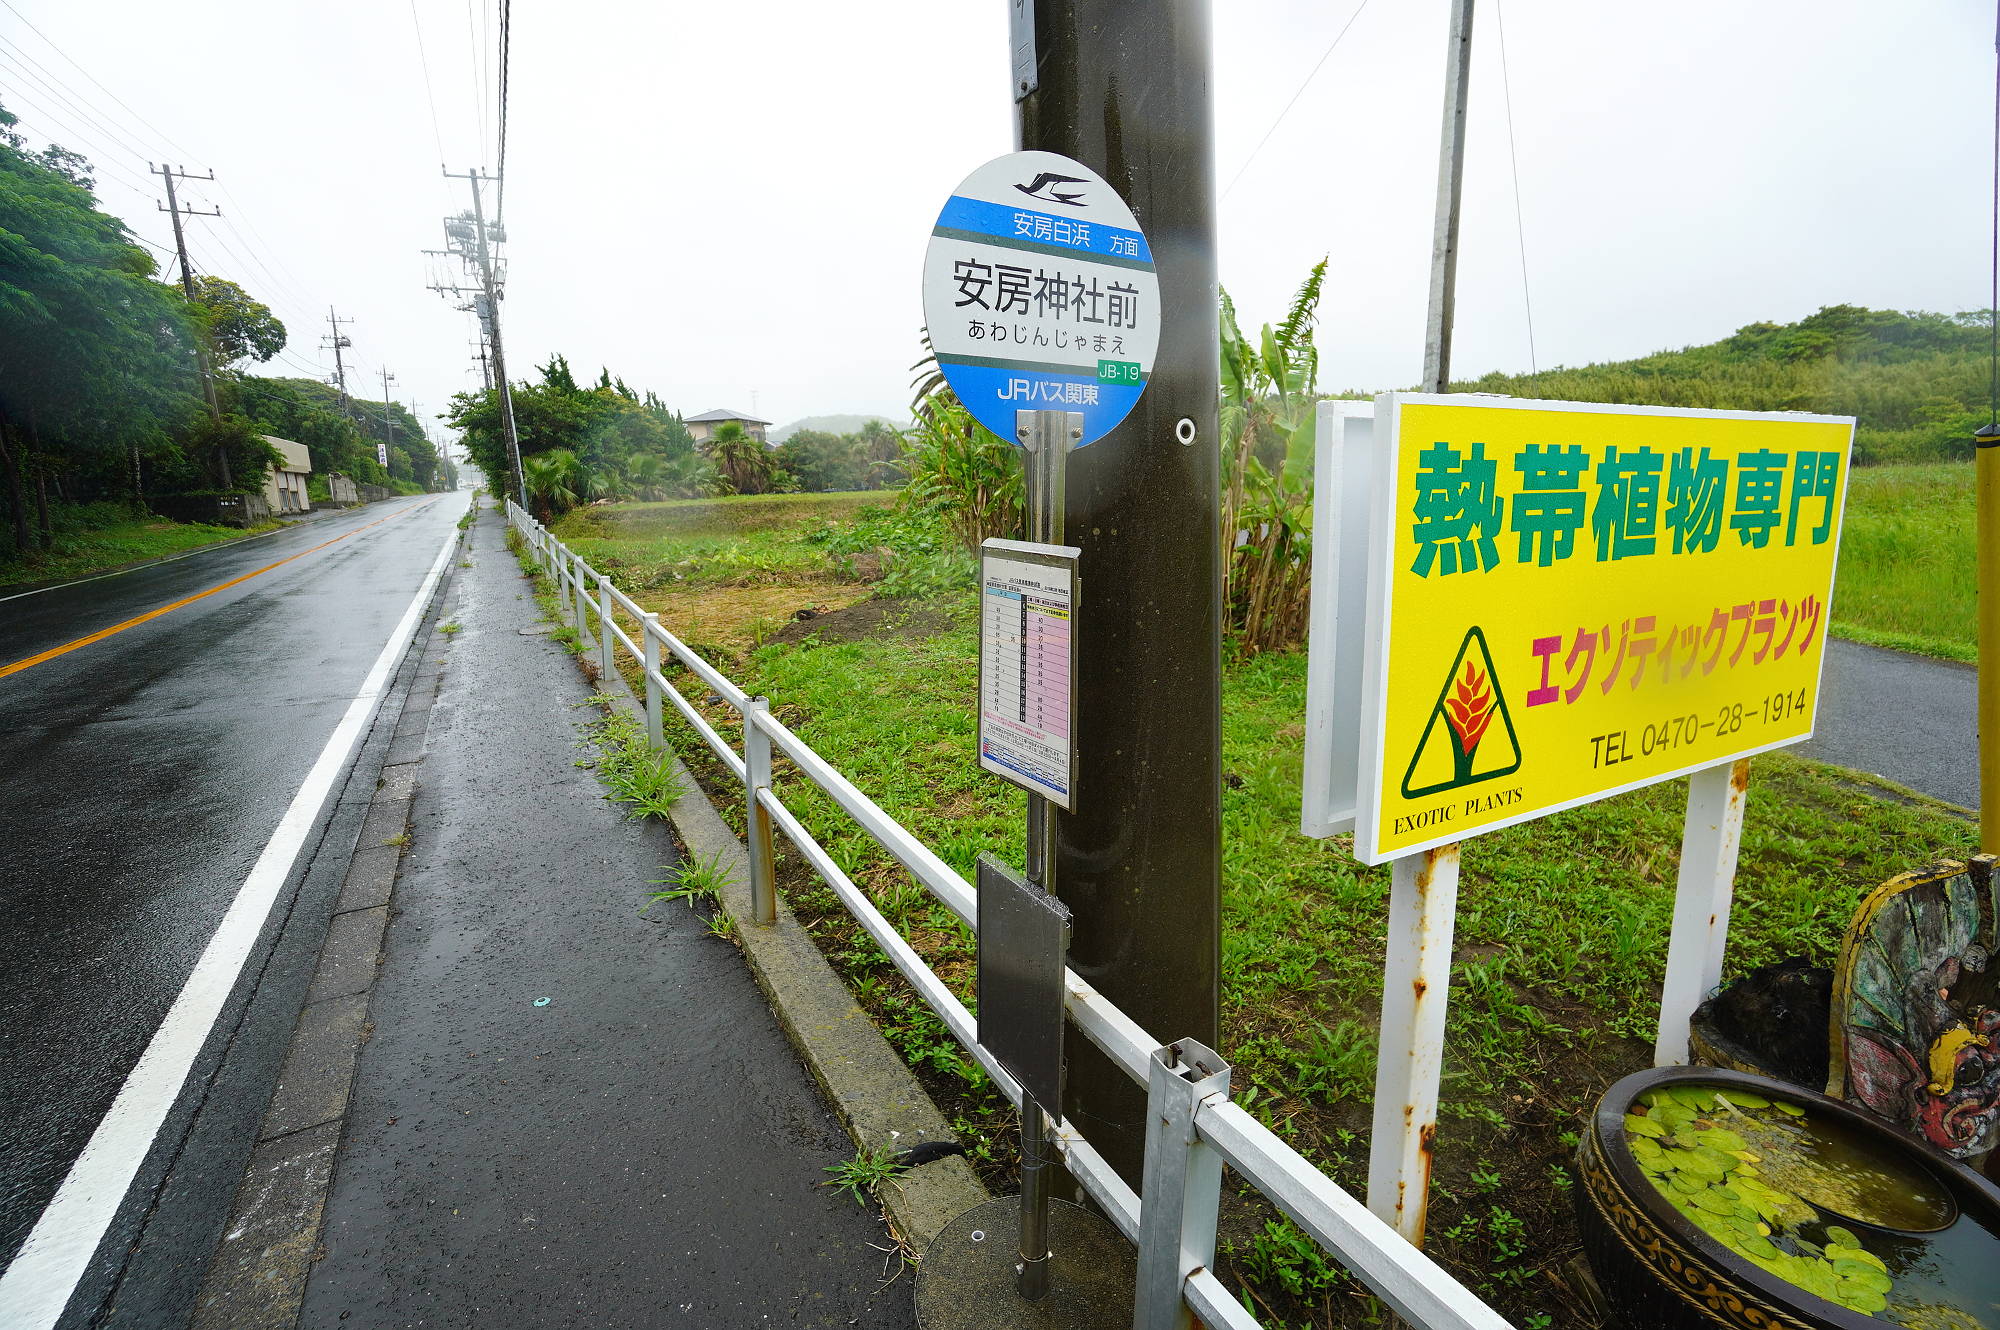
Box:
[1400,626,1522,800]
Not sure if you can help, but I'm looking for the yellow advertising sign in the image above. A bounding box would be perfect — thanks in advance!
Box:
[1355,395,1854,865]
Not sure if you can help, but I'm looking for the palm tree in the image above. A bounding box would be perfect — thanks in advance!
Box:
[702,421,778,496]
[623,452,668,501]
[662,451,725,498]
[522,448,582,521]
[855,419,904,490]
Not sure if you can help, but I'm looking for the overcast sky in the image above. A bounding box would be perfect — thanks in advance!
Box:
[1,1,1989,447]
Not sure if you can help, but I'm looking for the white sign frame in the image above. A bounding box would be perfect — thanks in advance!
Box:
[1300,399,1382,838]
[1352,392,1856,866]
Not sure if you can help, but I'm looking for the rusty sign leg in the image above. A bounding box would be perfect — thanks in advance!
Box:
[1366,842,1461,1247]
[1652,758,1752,1066]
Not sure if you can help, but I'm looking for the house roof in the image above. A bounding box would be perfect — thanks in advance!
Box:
[686,408,771,425]
[261,434,312,471]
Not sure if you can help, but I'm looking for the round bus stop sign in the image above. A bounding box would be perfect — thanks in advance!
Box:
[922,150,1159,447]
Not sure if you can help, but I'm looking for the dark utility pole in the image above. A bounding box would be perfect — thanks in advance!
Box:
[443,167,526,510]
[323,308,356,425]
[1422,0,1475,393]
[1016,0,1222,1185]
[152,163,229,484]
[379,367,399,470]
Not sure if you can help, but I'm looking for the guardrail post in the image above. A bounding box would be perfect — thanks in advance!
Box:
[568,553,583,632]
[642,612,663,749]
[744,696,777,927]
[596,574,615,681]
[1134,1039,1231,1330]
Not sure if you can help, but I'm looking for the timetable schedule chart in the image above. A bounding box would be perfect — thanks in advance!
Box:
[979,550,1076,808]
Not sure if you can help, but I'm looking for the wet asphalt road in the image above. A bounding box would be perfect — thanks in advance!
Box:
[1798,638,1976,811]
[0,494,465,1317]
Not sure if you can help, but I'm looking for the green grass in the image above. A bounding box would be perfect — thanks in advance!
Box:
[550,495,888,591]
[561,489,884,540]
[557,491,1981,1327]
[0,505,279,590]
[1830,461,1974,661]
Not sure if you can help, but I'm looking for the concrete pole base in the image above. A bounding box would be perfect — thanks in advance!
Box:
[915,1196,1133,1330]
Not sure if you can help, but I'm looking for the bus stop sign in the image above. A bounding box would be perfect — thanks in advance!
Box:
[922,150,1158,447]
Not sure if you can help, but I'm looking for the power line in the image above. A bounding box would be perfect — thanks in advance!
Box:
[407,0,449,168]
[1220,0,1372,200]
[210,184,318,304]
[0,40,157,171]
[467,0,489,168]
[2,104,154,195]
[1493,0,1538,384]
[0,30,324,332]
[0,0,203,162]
[496,0,511,223]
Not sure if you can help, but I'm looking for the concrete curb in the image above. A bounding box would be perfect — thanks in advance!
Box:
[577,577,992,1252]
[187,520,467,1329]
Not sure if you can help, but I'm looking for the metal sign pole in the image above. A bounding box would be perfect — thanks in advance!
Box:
[1013,407,1076,1301]
[1367,0,1477,1263]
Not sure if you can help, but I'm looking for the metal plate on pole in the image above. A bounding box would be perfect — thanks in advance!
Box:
[922,150,1159,448]
[979,539,1079,810]
[976,853,1071,1114]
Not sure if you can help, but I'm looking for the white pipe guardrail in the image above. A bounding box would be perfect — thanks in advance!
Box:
[505,501,1514,1330]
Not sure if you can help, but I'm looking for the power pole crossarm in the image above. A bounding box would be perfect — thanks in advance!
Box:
[441,166,525,509]
[150,163,224,436]
[323,308,356,426]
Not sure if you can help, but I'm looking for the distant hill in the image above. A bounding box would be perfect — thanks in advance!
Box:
[769,414,902,445]
[1452,305,1990,465]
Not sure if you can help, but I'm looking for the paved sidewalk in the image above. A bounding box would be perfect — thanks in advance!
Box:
[298,513,916,1328]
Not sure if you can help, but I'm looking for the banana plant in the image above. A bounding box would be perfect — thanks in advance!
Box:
[1219,258,1326,654]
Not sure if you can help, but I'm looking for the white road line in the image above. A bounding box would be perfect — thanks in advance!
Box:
[0,511,461,1330]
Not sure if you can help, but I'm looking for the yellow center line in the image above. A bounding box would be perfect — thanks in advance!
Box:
[0,501,435,681]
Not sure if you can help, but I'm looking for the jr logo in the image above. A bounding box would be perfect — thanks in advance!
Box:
[1401,626,1522,800]
[1014,172,1089,208]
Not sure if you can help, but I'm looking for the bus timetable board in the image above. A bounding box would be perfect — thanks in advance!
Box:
[978,539,1079,809]
[1352,395,1854,865]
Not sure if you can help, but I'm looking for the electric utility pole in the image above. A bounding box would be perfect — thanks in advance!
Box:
[151,163,228,484]
[1015,0,1222,1187]
[441,167,526,509]
[378,367,398,471]
[1422,0,1476,394]
[1362,0,1478,1278]
[323,308,356,424]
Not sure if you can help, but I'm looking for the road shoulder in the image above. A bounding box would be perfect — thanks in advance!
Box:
[182,542,461,1329]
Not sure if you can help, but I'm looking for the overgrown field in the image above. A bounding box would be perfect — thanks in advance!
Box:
[1831,462,1974,661]
[0,501,277,590]
[545,495,1976,1329]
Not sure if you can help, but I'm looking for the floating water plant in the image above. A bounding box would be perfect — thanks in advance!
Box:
[1623,1084,1978,1327]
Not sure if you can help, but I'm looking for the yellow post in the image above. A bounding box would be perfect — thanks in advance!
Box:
[1981,423,2000,852]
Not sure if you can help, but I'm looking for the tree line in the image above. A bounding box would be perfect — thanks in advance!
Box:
[1454,304,1994,466]
[0,101,441,566]
[448,354,904,520]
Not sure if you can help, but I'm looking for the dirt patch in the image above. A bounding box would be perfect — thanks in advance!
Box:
[634,582,870,653]
[764,596,958,649]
